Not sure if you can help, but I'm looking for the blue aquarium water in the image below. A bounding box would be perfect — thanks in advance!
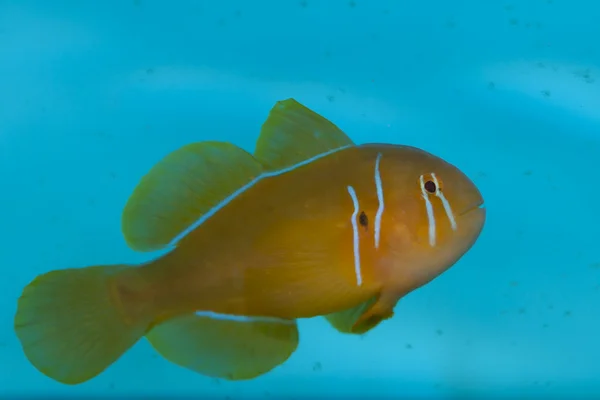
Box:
[1,0,599,398]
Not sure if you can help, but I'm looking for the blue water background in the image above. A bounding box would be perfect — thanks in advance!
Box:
[1,0,599,398]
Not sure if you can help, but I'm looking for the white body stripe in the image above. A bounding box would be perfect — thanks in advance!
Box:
[419,175,437,247]
[431,173,457,231]
[166,144,354,249]
[373,153,384,249]
[346,185,363,286]
[195,310,295,325]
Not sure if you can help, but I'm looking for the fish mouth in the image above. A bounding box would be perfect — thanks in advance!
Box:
[458,200,485,217]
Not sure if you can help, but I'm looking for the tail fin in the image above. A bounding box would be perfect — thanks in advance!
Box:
[14,265,153,384]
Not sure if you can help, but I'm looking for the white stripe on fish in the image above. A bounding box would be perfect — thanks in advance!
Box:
[195,310,295,324]
[167,144,354,249]
[347,185,363,286]
[431,172,457,231]
[420,175,437,247]
[374,153,384,249]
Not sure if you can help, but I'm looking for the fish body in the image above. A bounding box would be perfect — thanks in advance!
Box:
[132,144,385,322]
[14,99,485,385]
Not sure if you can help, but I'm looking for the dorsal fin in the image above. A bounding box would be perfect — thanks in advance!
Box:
[121,141,264,252]
[254,98,355,171]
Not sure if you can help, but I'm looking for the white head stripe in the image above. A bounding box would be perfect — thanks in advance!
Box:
[374,153,384,249]
[419,175,437,247]
[431,173,457,231]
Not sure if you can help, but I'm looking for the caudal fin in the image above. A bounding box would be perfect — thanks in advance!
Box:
[14,265,153,384]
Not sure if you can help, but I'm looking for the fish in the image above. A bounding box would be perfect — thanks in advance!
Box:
[14,98,485,385]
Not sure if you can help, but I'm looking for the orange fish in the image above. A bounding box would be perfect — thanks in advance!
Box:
[14,98,485,385]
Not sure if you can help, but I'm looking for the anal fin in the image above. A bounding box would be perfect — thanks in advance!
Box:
[145,312,298,380]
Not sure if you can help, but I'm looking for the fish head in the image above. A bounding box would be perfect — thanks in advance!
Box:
[382,145,485,289]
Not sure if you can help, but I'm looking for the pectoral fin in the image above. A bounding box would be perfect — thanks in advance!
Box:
[324,293,396,335]
[324,296,378,334]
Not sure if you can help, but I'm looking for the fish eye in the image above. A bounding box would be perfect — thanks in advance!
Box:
[424,180,437,194]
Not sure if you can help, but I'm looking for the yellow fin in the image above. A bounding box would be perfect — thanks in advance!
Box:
[254,98,355,171]
[122,141,264,252]
[145,312,298,380]
[324,294,393,335]
[14,265,151,384]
